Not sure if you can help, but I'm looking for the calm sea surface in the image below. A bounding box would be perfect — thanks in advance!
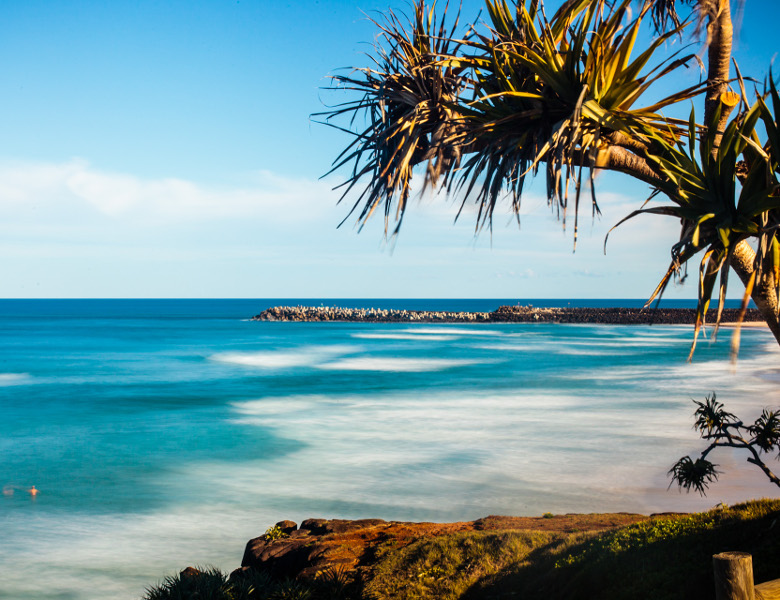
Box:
[1,299,779,600]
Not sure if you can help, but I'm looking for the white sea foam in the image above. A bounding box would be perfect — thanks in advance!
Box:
[473,342,636,356]
[351,333,457,341]
[472,343,534,351]
[401,327,505,336]
[7,313,780,600]
[317,357,489,372]
[209,345,354,369]
[0,373,30,386]
[224,384,779,518]
[0,506,272,600]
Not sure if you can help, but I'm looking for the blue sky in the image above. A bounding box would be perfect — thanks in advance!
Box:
[0,0,776,298]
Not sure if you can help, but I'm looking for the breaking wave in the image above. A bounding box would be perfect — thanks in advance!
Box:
[317,357,489,372]
[209,345,354,369]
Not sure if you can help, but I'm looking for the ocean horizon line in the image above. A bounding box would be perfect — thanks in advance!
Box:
[0,297,756,318]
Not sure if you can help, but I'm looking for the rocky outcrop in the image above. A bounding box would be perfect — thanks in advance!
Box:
[252,305,764,325]
[235,513,650,582]
[239,518,390,580]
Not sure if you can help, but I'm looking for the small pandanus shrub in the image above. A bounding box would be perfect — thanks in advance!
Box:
[670,393,780,495]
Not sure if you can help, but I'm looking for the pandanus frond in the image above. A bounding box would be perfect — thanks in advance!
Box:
[668,455,719,495]
[320,0,702,244]
[672,394,780,494]
[608,78,780,359]
[692,393,737,435]
[445,0,701,244]
[317,1,468,236]
[748,409,780,453]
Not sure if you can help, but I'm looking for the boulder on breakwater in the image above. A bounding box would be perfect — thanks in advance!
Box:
[252,305,764,325]
[253,305,491,322]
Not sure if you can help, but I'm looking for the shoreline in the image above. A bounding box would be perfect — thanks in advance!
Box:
[253,304,766,325]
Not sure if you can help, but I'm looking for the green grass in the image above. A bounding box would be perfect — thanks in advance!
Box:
[465,499,780,600]
[363,530,555,599]
[145,499,780,600]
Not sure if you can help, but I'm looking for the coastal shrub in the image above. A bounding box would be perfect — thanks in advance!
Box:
[670,394,780,493]
[143,567,356,600]
[263,525,290,542]
[464,500,780,600]
[267,579,312,600]
[230,569,275,599]
[362,531,550,600]
[312,566,355,600]
[146,500,780,600]
[143,567,232,600]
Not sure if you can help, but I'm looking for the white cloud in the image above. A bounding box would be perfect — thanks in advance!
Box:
[0,158,340,224]
[0,157,711,299]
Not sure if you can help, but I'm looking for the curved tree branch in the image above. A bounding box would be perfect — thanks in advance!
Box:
[597,145,664,186]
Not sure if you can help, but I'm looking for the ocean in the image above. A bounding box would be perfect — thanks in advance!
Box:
[1,299,778,600]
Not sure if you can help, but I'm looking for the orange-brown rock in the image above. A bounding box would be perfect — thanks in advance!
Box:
[238,513,652,581]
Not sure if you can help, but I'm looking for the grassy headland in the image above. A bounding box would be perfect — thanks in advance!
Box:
[145,499,780,600]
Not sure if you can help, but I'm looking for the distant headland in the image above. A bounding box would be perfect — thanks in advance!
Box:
[252,305,765,325]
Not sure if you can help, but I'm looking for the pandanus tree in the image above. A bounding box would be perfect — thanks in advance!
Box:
[321,0,780,350]
[319,0,780,491]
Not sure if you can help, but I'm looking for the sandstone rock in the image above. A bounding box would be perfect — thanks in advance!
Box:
[299,518,328,533]
[241,536,311,579]
[237,513,652,583]
[299,518,386,535]
[289,528,310,539]
[241,518,388,581]
[274,520,298,535]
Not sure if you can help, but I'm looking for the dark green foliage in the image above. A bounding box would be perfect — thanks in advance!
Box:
[670,394,780,493]
[693,394,737,434]
[463,500,780,600]
[143,566,355,600]
[668,456,720,495]
[321,0,780,358]
[145,501,780,600]
[312,567,356,600]
[143,567,233,600]
[748,409,780,453]
[268,580,312,600]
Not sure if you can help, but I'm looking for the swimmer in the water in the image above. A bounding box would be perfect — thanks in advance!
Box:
[29,486,38,497]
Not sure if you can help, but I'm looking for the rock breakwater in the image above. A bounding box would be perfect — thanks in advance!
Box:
[252,305,764,325]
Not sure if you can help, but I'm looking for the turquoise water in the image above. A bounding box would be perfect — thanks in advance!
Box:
[1,299,778,599]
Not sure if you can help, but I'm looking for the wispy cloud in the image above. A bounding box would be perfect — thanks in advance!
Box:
[0,158,339,224]
[0,158,696,298]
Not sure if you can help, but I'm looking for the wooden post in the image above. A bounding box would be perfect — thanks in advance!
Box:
[756,578,780,600]
[714,552,755,600]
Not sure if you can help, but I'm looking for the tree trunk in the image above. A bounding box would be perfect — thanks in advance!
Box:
[731,241,780,344]
[704,0,735,154]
